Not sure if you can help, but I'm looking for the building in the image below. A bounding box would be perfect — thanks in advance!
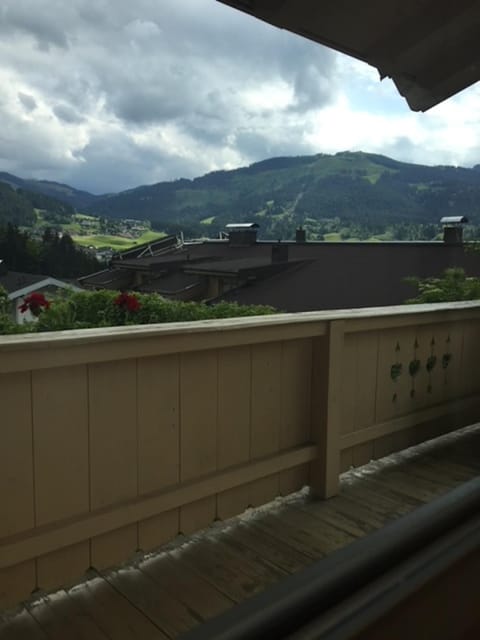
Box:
[0,261,82,323]
[79,223,480,311]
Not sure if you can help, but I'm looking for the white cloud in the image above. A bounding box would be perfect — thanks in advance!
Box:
[0,0,478,194]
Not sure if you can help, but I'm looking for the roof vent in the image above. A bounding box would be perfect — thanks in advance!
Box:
[441,216,468,244]
[226,222,259,246]
[296,227,306,243]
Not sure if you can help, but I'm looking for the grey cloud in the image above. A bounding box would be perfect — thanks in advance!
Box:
[0,0,341,193]
[18,91,36,111]
[53,104,85,124]
[0,2,70,50]
[234,127,313,162]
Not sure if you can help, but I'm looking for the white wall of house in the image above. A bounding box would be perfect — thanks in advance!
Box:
[9,278,82,324]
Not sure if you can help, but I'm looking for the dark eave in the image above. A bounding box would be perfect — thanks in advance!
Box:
[217,0,480,111]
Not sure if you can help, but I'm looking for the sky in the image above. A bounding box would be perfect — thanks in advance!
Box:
[1,0,479,195]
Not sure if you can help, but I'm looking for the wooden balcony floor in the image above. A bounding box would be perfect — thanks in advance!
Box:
[1,424,479,640]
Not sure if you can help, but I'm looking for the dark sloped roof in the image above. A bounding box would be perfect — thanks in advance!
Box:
[137,272,200,293]
[0,270,50,294]
[78,268,133,289]
[218,0,480,111]
[183,257,274,275]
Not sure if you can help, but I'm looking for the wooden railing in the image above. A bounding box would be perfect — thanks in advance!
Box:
[1,301,480,609]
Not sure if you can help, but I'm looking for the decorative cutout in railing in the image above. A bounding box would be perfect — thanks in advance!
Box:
[409,338,421,398]
[390,333,455,402]
[391,341,402,402]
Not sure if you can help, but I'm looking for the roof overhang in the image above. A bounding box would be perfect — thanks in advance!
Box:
[217,0,480,111]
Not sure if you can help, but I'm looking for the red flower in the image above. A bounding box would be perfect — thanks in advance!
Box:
[113,292,141,312]
[20,292,50,316]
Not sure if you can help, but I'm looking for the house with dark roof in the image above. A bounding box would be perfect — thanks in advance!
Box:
[79,221,480,311]
[0,261,82,323]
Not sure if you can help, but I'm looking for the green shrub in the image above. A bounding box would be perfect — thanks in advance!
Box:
[1,289,276,335]
[405,268,480,303]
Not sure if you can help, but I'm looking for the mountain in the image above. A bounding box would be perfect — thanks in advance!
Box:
[0,181,75,228]
[2,152,480,239]
[0,172,98,210]
[82,152,480,237]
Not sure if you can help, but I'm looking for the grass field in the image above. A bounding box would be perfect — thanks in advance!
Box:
[200,216,216,225]
[72,230,166,250]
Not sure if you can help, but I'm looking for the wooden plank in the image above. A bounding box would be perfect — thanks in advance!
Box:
[340,395,480,449]
[460,323,480,397]
[347,472,428,509]
[251,514,325,560]
[216,346,251,520]
[0,561,36,612]
[279,340,312,448]
[89,359,138,569]
[0,609,47,640]
[7,304,480,375]
[32,366,90,591]
[137,354,180,550]
[340,448,353,472]
[266,507,355,554]
[368,466,452,502]
[354,331,379,431]
[249,342,282,506]
[221,521,311,574]
[68,575,168,640]
[279,339,312,495]
[172,536,280,603]
[278,465,310,497]
[295,500,377,538]
[32,366,89,526]
[340,334,357,436]
[0,372,34,538]
[400,461,467,490]
[138,511,179,554]
[0,317,328,374]
[0,446,317,570]
[351,442,374,468]
[91,525,138,571]
[137,355,180,495]
[169,547,248,604]
[105,566,201,638]
[139,553,234,622]
[420,457,479,482]
[323,494,390,530]
[310,322,344,498]
[36,542,89,593]
[179,497,216,536]
[345,306,480,333]
[179,350,218,533]
[89,359,138,510]
[342,476,421,520]
[212,533,290,580]
[27,590,110,640]
[342,474,424,517]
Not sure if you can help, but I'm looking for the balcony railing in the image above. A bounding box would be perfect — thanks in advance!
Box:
[1,301,480,609]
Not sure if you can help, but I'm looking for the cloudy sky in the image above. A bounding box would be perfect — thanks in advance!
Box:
[1,0,479,194]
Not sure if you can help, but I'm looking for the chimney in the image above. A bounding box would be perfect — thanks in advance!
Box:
[441,216,468,244]
[271,243,289,263]
[295,226,306,243]
[226,223,259,246]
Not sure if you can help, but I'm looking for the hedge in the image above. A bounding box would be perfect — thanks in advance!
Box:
[0,288,277,335]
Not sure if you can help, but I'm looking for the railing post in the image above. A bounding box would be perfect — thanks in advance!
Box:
[310,320,345,499]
